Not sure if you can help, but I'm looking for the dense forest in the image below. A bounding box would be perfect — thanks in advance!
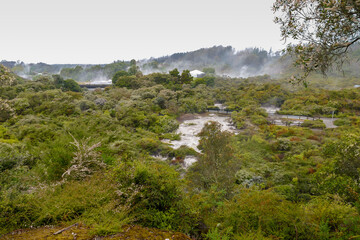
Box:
[1,56,360,239]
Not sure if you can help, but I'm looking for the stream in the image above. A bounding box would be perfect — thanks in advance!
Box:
[161,104,236,168]
[262,106,338,128]
[164,113,236,152]
[155,105,337,169]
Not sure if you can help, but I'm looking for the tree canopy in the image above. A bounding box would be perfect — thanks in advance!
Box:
[273,0,360,82]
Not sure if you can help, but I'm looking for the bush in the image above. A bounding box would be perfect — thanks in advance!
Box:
[0,143,33,172]
[206,189,360,240]
[150,115,179,134]
[302,198,360,239]
[136,137,161,152]
[211,189,299,238]
[301,120,326,129]
[113,160,195,232]
[333,118,351,126]
[0,98,14,122]
[40,146,72,182]
[274,138,292,151]
[79,100,96,111]
[0,174,131,236]
[62,79,82,92]
[0,193,38,235]
[114,75,139,89]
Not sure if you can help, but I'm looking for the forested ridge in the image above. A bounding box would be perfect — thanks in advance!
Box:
[3,43,360,90]
[1,60,360,239]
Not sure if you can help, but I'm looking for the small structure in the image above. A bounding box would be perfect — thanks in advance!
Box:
[190,70,205,78]
[79,79,112,89]
[354,85,360,88]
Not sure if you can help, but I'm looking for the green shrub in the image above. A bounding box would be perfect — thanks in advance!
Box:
[149,115,179,134]
[136,137,161,152]
[78,100,96,111]
[0,143,34,173]
[302,198,360,239]
[0,174,131,236]
[301,119,326,129]
[113,160,195,233]
[334,118,351,126]
[40,136,74,181]
[206,189,360,239]
[250,115,268,126]
[274,138,292,151]
[0,98,14,122]
[0,193,38,235]
[62,79,82,92]
[211,189,299,238]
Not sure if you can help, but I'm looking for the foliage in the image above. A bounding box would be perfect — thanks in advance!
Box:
[333,118,351,126]
[273,0,360,81]
[180,70,193,84]
[334,133,360,179]
[187,122,237,194]
[0,98,15,122]
[59,61,129,81]
[207,189,360,239]
[112,70,129,85]
[2,67,360,239]
[0,65,17,86]
[113,160,195,232]
[62,79,82,92]
[301,119,326,129]
[113,75,138,89]
[169,68,180,78]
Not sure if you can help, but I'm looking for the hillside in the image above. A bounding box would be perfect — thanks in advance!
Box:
[2,44,360,89]
[2,46,281,81]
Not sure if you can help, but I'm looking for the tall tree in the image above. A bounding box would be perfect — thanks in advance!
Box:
[180,70,193,84]
[169,68,180,78]
[187,121,236,194]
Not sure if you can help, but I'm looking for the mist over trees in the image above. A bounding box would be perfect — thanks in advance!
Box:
[140,46,283,78]
[0,60,130,83]
[4,43,360,85]
[1,46,284,82]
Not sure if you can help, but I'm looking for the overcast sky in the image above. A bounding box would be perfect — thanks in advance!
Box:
[0,0,284,64]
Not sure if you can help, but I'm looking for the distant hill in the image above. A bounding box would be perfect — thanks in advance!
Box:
[0,60,82,79]
[2,44,360,84]
[1,46,284,80]
[0,60,126,82]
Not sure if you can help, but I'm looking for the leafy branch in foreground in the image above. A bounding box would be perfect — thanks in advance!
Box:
[273,0,360,83]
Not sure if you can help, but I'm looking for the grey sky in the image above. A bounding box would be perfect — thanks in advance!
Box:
[1,0,284,64]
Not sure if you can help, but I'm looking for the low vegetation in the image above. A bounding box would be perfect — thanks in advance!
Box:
[1,64,360,239]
